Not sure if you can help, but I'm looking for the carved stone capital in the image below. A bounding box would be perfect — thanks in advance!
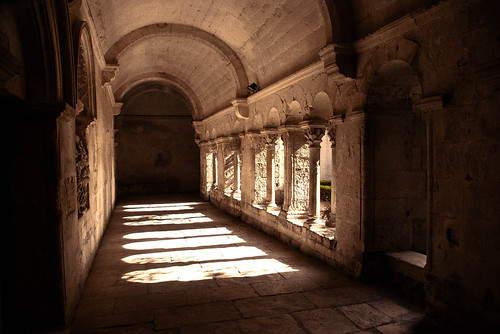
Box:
[300,120,327,147]
[261,129,280,147]
[303,126,326,147]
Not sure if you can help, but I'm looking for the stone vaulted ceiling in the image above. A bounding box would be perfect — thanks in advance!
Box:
[86,0,333,120]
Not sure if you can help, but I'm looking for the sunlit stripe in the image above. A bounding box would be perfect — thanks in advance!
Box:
[123,227,232,240]
[123,216,213,226]
[121,246,268,264]
[121,258,298,283]
[122,202,204,209]
[123,206,194,212]
[122,235,246,250]
[122,212,206,220]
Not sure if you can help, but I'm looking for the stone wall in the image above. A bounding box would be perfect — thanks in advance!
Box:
[115,90,200,197]
[196,0,500,326]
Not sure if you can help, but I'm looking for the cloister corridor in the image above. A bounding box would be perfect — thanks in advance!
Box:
[70,195,431,333]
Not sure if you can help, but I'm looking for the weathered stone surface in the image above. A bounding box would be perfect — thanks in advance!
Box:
[292,308,359,334]
[339,303,392,329]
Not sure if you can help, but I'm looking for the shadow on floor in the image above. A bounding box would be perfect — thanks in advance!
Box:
[70,194,433,333]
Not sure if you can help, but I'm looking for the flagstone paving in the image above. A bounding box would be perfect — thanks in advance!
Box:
[70,195,433,333]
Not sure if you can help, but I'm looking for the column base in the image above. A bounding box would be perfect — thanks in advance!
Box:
[279,209,308,220]
[304,217,324,229]
[265,201,280,211]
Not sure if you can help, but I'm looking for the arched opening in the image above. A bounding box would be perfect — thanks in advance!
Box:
[115,83,200,198]
[365,60,427,256]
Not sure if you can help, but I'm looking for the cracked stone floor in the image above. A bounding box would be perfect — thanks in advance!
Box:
[70,195,433,333]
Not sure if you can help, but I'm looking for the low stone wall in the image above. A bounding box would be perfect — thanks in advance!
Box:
[209,190,338,268]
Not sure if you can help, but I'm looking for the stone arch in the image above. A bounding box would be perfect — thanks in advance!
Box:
[267,107,281,128]
[251,114,264,131]
[366,60,421,114]
[285,100,303,125]
[359,38,419,97]
[233,120,243,135]
[223,122,231,136]
[74,22,96,129]
[104,23,249,98]
[310,92,333,120]
[114,72,203,120]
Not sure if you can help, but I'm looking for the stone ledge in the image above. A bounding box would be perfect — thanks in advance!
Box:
[386,250,427,283]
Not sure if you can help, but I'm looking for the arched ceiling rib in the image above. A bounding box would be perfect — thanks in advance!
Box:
[105,23,249,98]
[114,72,203,120]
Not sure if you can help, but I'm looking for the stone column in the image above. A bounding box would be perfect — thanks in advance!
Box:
[262,129,279,210]
[302,123,326,227]
[208,141,218,191]
[278,125,309,219]
[248,132,267,206]
[229,135,241,198]
[239,133,253,204]
[215,137,227,194]
[197,140,210,199]
[326,119,339,227]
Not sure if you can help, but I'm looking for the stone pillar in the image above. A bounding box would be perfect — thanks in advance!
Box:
[239,133,253,204]
[215,137,226,193]
[302,123,326,227]
[229,136,241,198]
[208,141,217,191]
[278,125,309,219]
[248,132,267,206]
[197,140,210,199]
[262,129,279,210]
[327,119,339,227]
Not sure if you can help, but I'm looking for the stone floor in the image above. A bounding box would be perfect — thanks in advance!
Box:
[70,195,431,333]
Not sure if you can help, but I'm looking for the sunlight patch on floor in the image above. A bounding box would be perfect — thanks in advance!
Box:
[123,216,213,226]
[121,246,268,264]
[123,205,195,212]
[119,200,298,284]
[123,227,232,240]
[122,235,246,251]
[122,202,204,209]
[121,258,298,283]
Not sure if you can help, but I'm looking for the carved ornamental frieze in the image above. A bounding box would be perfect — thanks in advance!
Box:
[76,135,90,216]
